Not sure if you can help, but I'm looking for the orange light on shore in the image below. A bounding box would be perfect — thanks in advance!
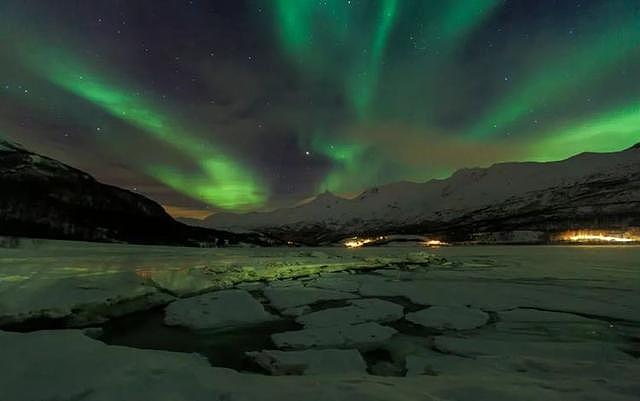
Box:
[559,230,639,243]
[424,240,447,246]
[344,236,386,248]
[567,234,633,243]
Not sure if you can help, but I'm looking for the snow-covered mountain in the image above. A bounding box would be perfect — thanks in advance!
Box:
[201,144,640,244]
[0,139,267,246]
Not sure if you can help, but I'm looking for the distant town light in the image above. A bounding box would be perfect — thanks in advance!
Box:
[559,230,639,243]
[343,236,386,248]
[424,239,447,246]
[567,233,633,243]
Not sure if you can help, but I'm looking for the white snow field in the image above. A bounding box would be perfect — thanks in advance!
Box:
[0,240,639,400]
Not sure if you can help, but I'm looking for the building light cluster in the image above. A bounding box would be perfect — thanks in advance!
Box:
[343,236,386,248]
[559,230,639,243]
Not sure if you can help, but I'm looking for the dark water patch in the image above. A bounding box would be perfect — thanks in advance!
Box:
[99,306,301,372]
[0,315,70,332]
[362,348,405,376]
[306,298,352,313]
[248,290,285,316]
[486,311,500,325]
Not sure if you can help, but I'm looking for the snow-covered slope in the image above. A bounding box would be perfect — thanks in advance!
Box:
[202,144,640,243]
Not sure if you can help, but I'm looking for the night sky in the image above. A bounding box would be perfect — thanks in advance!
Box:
[1,1,639,218]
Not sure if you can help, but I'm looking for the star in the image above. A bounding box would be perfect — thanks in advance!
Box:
[1,0,637,214]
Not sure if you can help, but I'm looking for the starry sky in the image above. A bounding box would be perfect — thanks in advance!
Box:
[1,1,639,218]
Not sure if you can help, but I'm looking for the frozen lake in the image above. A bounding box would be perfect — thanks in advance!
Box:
[1,240,638,285]
[0,241,638,400]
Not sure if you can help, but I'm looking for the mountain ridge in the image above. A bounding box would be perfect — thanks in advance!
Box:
[199,144,640,244]
[0,139,267,246]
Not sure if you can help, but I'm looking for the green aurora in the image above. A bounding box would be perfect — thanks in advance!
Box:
[466,5,640,139]
[0,1,638,213]
[14,43,267,210]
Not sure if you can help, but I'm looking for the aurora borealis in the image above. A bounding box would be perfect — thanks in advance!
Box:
[1,1,639,217]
